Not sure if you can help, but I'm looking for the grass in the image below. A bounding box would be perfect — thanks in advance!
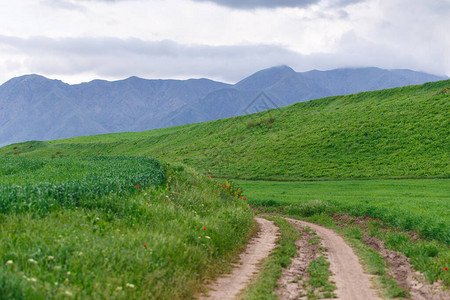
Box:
[0,161,255,299]
[238,179,450,244]
[306,256,336,299]
[242,217,300,300]
[1,80,449,180]
[239,179,450,286]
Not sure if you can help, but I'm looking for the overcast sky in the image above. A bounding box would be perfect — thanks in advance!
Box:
[0,0,449,84]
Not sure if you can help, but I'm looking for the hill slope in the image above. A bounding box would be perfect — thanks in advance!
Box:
[0,66,446,147]
[2,80,449,180]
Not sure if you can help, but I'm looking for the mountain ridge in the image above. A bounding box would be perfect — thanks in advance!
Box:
[0,66,447,147]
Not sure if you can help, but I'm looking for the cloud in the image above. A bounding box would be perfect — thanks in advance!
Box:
[41,0,86,11]
[190,0,319,9]
[0,35,303,83]
[190,0,370,9]
[0,33,448,86]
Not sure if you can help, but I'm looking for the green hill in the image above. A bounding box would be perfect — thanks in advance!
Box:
[3,80,449,180]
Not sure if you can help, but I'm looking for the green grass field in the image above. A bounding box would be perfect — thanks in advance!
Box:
[237,179,450,286]
[0,157,254,299]
[237,179,450,243]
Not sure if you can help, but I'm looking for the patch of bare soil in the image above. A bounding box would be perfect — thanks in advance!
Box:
[364,234,450,300]
[275,222,327,299]
[200,217,279,300]
[284,218,382,300]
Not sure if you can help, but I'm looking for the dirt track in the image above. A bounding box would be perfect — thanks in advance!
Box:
[202,216,382,300]
[201,217,279,300]
[284,218,382,300]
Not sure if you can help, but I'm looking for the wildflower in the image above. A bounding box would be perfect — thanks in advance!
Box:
[6,260,13,265]
[168,257,171,260]
[244,197,247,200]
[144,244,147,248]
[203,227,206,230]
[30,278,37,282]
[54,265,61,270]
[445,267,448,271]
[375,218,377,220]
[205,236,211,239]
[67,271,71,275]
[136,185,140,188]
[65,290,73,297]
[28,258,38,264]
[116,286,123,291]
[54,282,59,286]
[126,283,135,289]
[47,256,54,260]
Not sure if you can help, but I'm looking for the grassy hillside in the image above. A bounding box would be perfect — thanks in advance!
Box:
[2,80,449,180]
[0,156,254,298]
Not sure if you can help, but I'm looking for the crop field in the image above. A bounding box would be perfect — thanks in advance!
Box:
[0,157,254,299]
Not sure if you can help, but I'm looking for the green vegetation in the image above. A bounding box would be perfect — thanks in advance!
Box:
[0,156,165,215]
[238,179,449,244]
[243,217,301,300]
[1,80,449,180]
[1,81,449,297]
[306,256,336,299]
[0,158,255,299]
[239,179,450,286]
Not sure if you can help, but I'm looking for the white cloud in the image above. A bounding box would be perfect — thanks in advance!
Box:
[0,0,448,84]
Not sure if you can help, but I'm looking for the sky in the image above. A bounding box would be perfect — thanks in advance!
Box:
[0,0,449,85]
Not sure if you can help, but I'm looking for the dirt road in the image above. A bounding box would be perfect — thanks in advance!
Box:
[201,217,279,300]
[285,218,382,300]
[203,217,382,300]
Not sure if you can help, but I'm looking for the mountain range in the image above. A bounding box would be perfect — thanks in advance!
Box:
[0,66,447,147]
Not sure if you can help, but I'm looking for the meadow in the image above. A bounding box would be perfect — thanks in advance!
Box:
[0,157,254,299]
[237,179,450,286]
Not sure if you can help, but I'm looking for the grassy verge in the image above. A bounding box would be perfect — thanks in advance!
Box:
[242,217,300,299]
[0,161,255,299]
[306,255,336,299]
[304,214,411,298]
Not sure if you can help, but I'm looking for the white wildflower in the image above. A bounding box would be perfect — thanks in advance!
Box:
[65,290,73,297]
[47,256,54,260]
[116,286,123,291]
[28,258,38,264]
[54,282,59,286]
[6,260,13,265]
[78,252,83,256]
[54,265,61,270]
[126,283,135,289]
[67,271,71,275]
[205,236,211,239]
[30,277,37,282]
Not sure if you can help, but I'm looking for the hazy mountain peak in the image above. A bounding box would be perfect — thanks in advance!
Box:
[0,66,447,147]
[235,65,296,90]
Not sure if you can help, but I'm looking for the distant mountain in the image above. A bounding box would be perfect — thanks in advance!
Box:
[0,66,446,147]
